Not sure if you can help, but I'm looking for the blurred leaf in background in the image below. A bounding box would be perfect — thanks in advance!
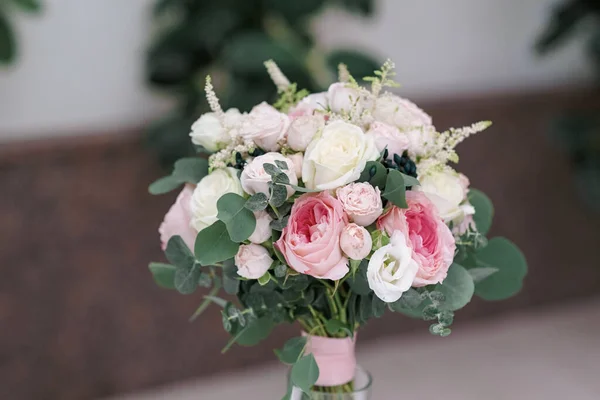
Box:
[145,0,380,164]
[0,0,43,65]
[536,0,600,212]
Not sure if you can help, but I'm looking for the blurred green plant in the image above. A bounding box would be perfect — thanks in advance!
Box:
[0,0,42,65]
[146,0,380,164]
[536,0,600,211]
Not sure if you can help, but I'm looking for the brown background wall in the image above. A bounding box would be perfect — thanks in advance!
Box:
[1,89,599,400]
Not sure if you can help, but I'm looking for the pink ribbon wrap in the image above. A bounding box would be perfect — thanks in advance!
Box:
[302,332,357,387]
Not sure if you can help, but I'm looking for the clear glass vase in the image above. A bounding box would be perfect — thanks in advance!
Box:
[288,365,372,399]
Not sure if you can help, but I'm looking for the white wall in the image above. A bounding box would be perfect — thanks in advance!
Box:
[0,0,594,141]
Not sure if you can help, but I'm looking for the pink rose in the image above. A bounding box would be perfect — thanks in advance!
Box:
[235,244,273,279]
[377,191,455,286]
[287,153,304,179]
[275,192,349,280]
[159,185,197,251]
[240,102,290,151]
[340,223,373,260]
[366,121,410,158]
[289,92,328,117]
[336,182,383,226]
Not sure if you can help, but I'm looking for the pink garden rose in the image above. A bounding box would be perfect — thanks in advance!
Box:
[366,121,410,158]
[336,182,383,226]
[340,223,372,260]
[377,191,455,286]
[159,185,197,251]
[288,92,328,117]
[275,192,349,280]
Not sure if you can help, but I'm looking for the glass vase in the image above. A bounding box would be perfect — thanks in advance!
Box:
[288,365,372,399]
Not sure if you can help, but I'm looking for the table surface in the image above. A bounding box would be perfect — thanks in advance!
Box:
[105,297,600,400]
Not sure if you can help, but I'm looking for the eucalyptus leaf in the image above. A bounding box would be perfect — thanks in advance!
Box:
[436,263,475,311]
[382,169,408,208]
[0,11,16,64]
[173,157,209,184]
[474,237,527,300]
[468,188,494,235]
[401,173,420,187]
[270,216,289,231]
[174,263,201,294]
[11,0,42,13]
[195,221,240,266]
[245,193,269,211]
[165,235,195,269]
[371,296,386,318]
[223,260,240,295]
[234,316,275,346]
[217,193,256,242]
[275,160,289,170]
[274,336,307,364]
[291,354,319,394]
[325,319,352,337]
[148,262,176,289]
[148,175,182,195]
[270,184,287,207]
[347,260,371,295]
[468,267,499,283]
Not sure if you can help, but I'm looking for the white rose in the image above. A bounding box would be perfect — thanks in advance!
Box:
[241,152,298,198]
[367,231,419,303]
[327,82,370,114]
[190,167,243,232]
[235,244,273,279]
[286,153,304,179]
[189,108,242,152]
[336,182,383,226]
[366,121,410,158]
[248,210,273,244]
[372,94,432,131]
[240,102,290,151]
[289,92,328,117]
[416,165,474,223]
[340,223,373,260]
[287,115,324,151]
[302,121,380,190]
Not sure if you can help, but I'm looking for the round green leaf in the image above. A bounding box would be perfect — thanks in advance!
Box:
[173,157,209,184]
[358,161,387,190]
[194,221,240,266]
[468,188,494,235]
[291,354,319,394]
[165,235,195,269]
[235,316,275,346]
[217,193,256,242]
[174,264,201,295]
[382,169,408,208]
[148,175,182,195]
[148,262,176,289]
[275,336,307,365]
[474,237,527,301]
[437,263,475,311]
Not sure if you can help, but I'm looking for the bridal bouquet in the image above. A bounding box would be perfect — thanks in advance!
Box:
[148,60,527,397]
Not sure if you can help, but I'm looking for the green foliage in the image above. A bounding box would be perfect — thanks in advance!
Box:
[382,169,408,208]
[217,193,257,242]
[274,336,307,364]
[0,0,43,65]
[174,263,201,294]
[165,235,195,269]
[358,161,387,190]
[245,193,269,211]
[346,260,371,295]
[223,260,240,295]
[327,50,381,81]
[231,316,275,347]
[149,157,208,194]
[468,267,498,283]
[436,263,474,311]
[370,230,390,250]
[325,319,352,337]
[145,0,378,162]
[291,354,319,394]
[474,237,528,300]
[194,221,240,266]
[468,188,494,235]
[148,262,177,289]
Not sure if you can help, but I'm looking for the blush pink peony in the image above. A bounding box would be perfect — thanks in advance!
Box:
[159,185,197,251]
[275,192,349,280]
[377,191,455,286]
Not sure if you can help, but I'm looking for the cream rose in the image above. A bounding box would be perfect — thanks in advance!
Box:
[416,165,474,223]
[367,231,419,303]
[235,244,273,279]
[372,94,432,131]
[287,115,324,151]
[190,167,243,232]
[241,152,297,198]
[287,153,304,179]
[240,102,290,151]
[248,210,273,244]
[189,108,242,152]
[327,82,370,114]
[340,223,373,260]
[302,120,380,190]
[336,182,383,226]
